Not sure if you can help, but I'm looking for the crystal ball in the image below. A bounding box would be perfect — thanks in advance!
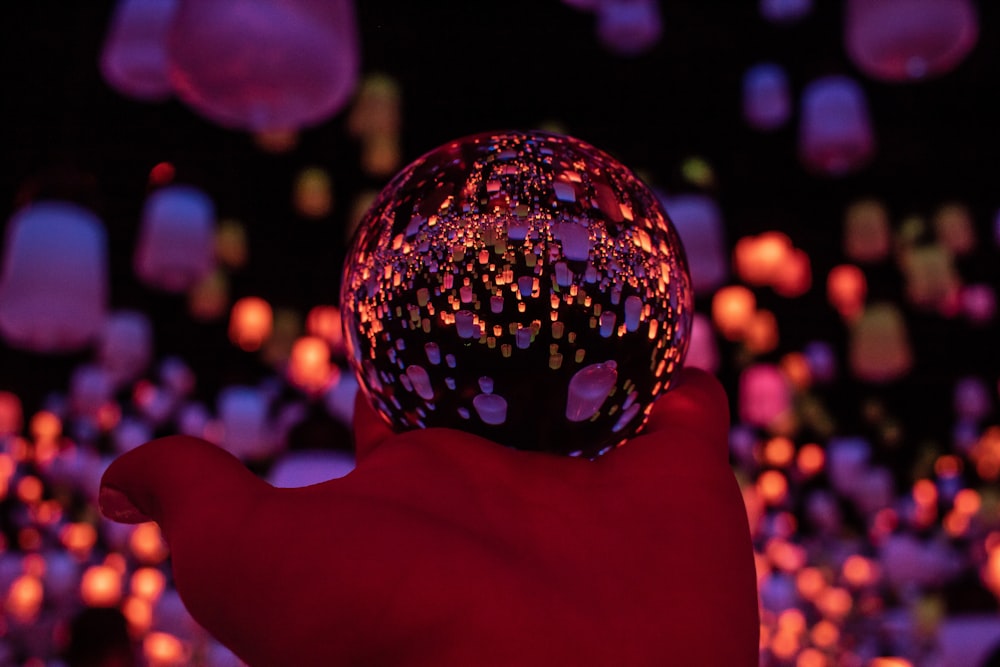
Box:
[340,130,692,458]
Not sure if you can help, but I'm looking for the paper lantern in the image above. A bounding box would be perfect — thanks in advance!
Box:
[0,392,23,437]
[0,201,108,353]
[743,63,791,131]
[166,0,360,131]
[738,363,791,428]
[849,303,913,382]
[594,0,663,57]
[827,264,867,321]
[228,296,273,352]
[661,194,728,294]
[712,285,756,341]
[134,185,216,292]
[286,336,336,394]
[99,0,178,101]
[217,386,275,460]
[933,202,976,256]
[798,75,874,176]
[683,313,719,373]
[844,199,891,262]
[759,0,812,24]
[98,310,154,388]
[845,0,978,82]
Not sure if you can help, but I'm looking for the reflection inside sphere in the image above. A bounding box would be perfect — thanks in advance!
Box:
[340,130,692,457]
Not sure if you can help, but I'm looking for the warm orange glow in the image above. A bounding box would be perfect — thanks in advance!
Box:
[810,619,839,648]
[827,264,867,321]
[766,538,807,572]
[29,410,61,441]
[763,437,796,467]
[123,595,153,636]
[796,567,828,601]
[934,454,962,477]
[796,443,825,477]
[131,567,167,601]
[758,470,789,505]
[81,564,122,607]
[362,134,402,178]
[734,231,793,286]
[773,248,812,298]
[869,659,913,667]
[6,574,44,623]
[16,475,43,504]
[144,631,188,667]
[306,305,345,351]
[287,336,336,394]
[188,269,230,321]
[816,586,852,620]
[744,309,779,354]
[294,167,334,218]
[711,285,756,341]
[796,647,827,667]
[972,426,1000,481]
[944,510,971,537]
[130,522,169,564]
[253,128,299,153]
[229,296,273,352]
[769,627,800,660]
[777,608,807,633]
[779,352,812,390]
[912,479,938,507]
[215,219,249,269]
[954,488,981,515]
[842,554,878,587]
[61,522,98,558]
[0,391,22,435]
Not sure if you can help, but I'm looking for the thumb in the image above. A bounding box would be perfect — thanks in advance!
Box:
[99,435,269,541]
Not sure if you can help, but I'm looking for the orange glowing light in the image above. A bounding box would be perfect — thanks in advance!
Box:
[144,631,188,667]
[769,627,800,660]
[827,264,867,321]
[842,554,878,587]
[229,296,273,352]
[215,219,249,269]
[734,231,793,286]
[188,269,230,321]
[777,608,807,633]
[130,522,169,564]
[766,538,807,572]
[772,248,812,298]
[306,305,345,350]
[796,443,825,477]
[744,309,779,355]
[944,510,970,537]
[763,437,796,467]
[123,595,153,636]
[6,574,43,623]
[81,565,123,607]
[712,285,756,341]
[816,586,852,620]
[954,488,981,515]
[912,479,938,507]
[796,648,827,667]
[934,454,962,477]
[869,659,913,667]
[0,391,23,435]
[779,352,812,390]
[29,410,61,441]
[810,619,839,648]
[287,336,336,394]
[131,567,166,601]
[61,522,98,558]
[796,567,828,601]
[758,470,789,505]
[294,167,334,219]
[16,475,43,504]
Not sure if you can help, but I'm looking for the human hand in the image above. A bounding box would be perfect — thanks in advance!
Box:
[99,367,759,666]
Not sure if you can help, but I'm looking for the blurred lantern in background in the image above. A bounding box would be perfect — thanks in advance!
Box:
[134,184,216,293]
[843,199,892,263]
[849,302,913,383]
[845,0,978,82]
[661,194,729,295]
[0,201,109,353]
[165,0,360,132]
[798,75,875,177]
[742,63,792,131]
[759,0,813,25]
[594,0,663,57]
[100,0,179,102]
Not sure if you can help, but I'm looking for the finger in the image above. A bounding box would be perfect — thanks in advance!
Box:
[602,366,732,473]
[99,435,269,540]
[351,390,396,462]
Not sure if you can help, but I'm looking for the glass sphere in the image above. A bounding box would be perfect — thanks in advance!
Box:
[340,130,692,458]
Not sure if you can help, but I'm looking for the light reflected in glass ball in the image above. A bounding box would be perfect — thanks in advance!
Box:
[340,130,692,458]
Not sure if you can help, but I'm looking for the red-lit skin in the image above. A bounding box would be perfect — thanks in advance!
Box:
[99,367,758,667]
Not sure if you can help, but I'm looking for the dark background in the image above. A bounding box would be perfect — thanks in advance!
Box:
[1,0,999,464]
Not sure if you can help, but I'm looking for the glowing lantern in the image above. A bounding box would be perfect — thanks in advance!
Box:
[214,219,248,269]
[99,0,178,101]
[844,0,978,82]
[81,564,123,607]
[771,248,812,298]
[188,269,229,321]
[144,631,188,667]
[759,0,812,24]
[361,133,403,178]
[712,285,756,341]
[98,310,154,387]
[683,313,719,373]
[5,574,43,623]
[827,264,867,321]
[293,167,333,219]
[306,305,346,355]
[744,309,779,356]
[933,203,976,256]
[900,244,960,312]
[69,364,115,420]
[961,284,996,324]
[166,0,360,132]
[0,392,22,436]
[594,0,663,57]
[742,63,791,131]
[253,128,299,153]
[131,567,166,601]
[738,363,791,429]
[134,185,216,292]
[287,336,336,394]
[798,75,874,177]
[0,201,108,353]
[347,74,402,139]
[267,450,355,488]
[228,296,273,351]
[844,199,891,262]
[849,303,912,382]
[825,436,870,498]
[733,231,792,287]
[954,375,991,420]
[217,386,275,460]
[130,522,169,564]
[661,194,728,295]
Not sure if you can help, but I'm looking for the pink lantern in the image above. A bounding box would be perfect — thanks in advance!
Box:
[594,0,663,57]
[683,313,719,373]
[0,201,108,353]
[661,194,728,295]
[134,184,215,292]
[166,0,360,131]
[738,363,791,429]
[798,75,875,177]
[742,63,791,131]
[845,0,978,82]
[99,0,179,101]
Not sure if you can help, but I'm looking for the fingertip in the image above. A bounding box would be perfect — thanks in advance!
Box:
[98,484,151,524]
